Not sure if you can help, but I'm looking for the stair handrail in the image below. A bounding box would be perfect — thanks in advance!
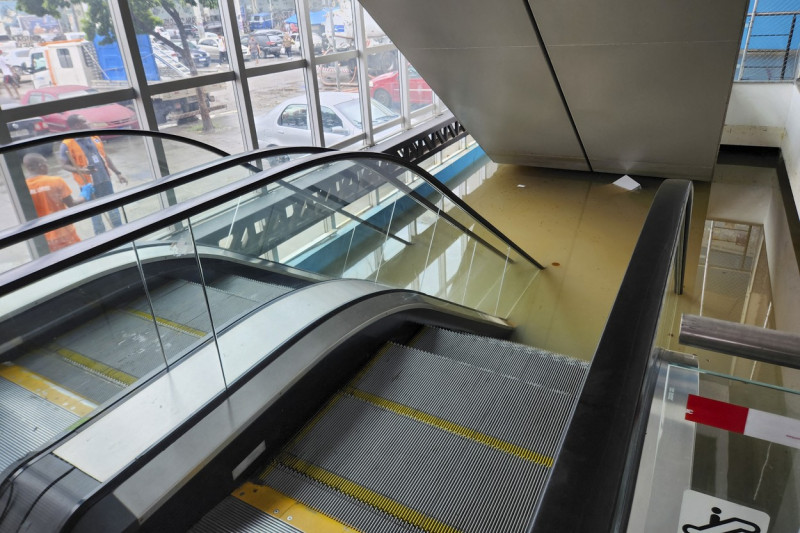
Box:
[529,178,693,533]
[0,136,545,297]
[679,313,800,370]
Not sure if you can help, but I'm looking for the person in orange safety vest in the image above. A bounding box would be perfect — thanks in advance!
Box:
[59,114,128,235]
[24,152,89,252]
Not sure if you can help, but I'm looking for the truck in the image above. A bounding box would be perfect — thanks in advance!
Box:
[26,35,222,124]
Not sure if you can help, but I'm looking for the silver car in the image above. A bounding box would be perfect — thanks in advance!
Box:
[256,91,399,147]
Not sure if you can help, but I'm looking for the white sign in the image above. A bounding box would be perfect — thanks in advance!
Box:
[678,490,770,533]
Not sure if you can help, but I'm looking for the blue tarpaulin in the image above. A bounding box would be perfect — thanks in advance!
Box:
[285,9,333,25]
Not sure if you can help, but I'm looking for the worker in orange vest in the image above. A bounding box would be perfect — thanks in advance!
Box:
[23,152,90,252]
[59,114,128,235]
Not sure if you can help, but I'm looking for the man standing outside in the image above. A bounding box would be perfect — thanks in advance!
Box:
[283,32,293,58]
[60,114,128,235]
[0,49,20,99]
[23,152,91,252]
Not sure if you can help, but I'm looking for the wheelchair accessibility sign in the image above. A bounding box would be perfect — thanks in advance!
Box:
[678,490,770,532]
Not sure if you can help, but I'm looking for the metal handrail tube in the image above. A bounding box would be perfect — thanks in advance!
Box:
[529,179,693,533]
[680,314,800,370]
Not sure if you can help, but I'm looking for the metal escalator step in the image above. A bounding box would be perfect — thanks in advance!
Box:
[261,464,417,533]
[15,347,125,404]
[209,275,293,305]
[53,310,186,378]
[410,326,589,395]
[0,375,80,474]
[349,343,575,460]
[269,393,553,533]
[190,495,304,533]
[134,278,271,332]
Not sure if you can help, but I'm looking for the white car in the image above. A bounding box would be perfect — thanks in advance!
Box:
[2,47,34,75]
[255,91,399,147]
[195,37,251,62]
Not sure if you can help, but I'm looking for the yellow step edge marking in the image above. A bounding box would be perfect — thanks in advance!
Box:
[0,362,96,417]
[234,482,359,532]
[257,347,393,481]
[257,394,347,483]
[122,308,207,338]
[279,454,460,533]
[345,387,554,468]
[54,346,138,387]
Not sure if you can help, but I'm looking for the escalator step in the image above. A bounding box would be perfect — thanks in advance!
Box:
[0,374,80,473]
[15,347,125,404]
[351,343,575,459]
[54,309,186,378]
[261,464,417,533]
[410,326,589,394]
[190,494,304,533]
[209,275,293,305]
[263,392,551,533]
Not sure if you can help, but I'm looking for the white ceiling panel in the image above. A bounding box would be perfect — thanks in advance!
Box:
[361,0,747,180]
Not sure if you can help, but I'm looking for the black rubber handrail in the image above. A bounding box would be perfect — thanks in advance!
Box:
[0,129,329,249]
[0,140,545,298]
[529,179,693,533]
[2,130,543,270]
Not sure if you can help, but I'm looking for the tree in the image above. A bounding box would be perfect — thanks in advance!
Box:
[17,0,218,132]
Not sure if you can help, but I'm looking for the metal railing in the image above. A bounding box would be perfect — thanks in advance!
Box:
[680,313,800,370]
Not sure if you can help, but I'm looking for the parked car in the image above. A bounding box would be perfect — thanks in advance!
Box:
[255,91,398,147]
[2,47,33,76]
[242,30,284,58]
[19,85,139,132]
[195,36,251,62]
[1,98,52,156]
[176,40,210,68]
[370,66,433,109]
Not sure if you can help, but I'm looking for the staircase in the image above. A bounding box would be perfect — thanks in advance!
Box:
[0,273,295,475]
[192,327,589,533]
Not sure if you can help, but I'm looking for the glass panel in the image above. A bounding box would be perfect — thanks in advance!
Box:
[639,364,800,532]
[5,21,131,110]
[0,243,166,473]
[367,50,399,110]
[363,10,393,47]
[159,81,244,154]
[241,28,298,65]
[315,0,355,55]
[314,78,364,147]
[251,71,310,148]
[15,96,140,134]
[133,221,216,364]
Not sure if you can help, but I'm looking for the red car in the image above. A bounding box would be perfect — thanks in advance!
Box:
[369,66,433,109]
[19,85,139,133]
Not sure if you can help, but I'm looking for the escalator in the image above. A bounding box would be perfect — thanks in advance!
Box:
[0,262,307,477]
[0,131,699,532]
[192,326,588,533]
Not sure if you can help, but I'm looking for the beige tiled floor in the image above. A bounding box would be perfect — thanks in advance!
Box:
[462,161,711,361]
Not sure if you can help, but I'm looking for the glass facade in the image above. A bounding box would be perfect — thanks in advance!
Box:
[0,0,444,149]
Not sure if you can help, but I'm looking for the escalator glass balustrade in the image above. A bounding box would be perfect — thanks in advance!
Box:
[0,134,543,507]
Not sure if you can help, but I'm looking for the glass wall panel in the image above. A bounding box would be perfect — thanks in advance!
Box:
[363,11,392,47]
[2,9,131,109]
[250,71,310,148]
[315,0,356,56]
[241,25,299,66]
[159,81,244,154]
[314,66,366,147]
